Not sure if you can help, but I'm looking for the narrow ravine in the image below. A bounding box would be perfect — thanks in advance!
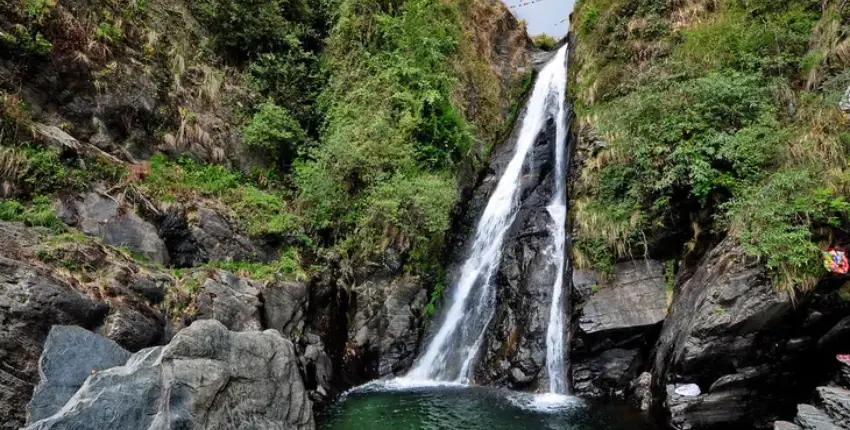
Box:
[406,44,571,387]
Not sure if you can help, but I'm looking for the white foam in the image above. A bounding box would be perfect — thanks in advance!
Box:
[507,392,583,413]
[343,377,467,397]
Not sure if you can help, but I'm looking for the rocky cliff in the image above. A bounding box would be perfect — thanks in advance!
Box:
[566,0,850,428]
[0,0,534,427]
[470,48,574,390]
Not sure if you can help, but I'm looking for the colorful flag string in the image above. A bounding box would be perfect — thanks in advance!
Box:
[508,0,546,9]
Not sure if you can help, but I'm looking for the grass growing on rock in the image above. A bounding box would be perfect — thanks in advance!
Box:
[570,0,850,292]
[142,154,307,242]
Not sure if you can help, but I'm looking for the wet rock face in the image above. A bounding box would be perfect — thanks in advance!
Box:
[351,274,428,377]
[25,320,315,430]
[472,102,568,389]
[570,261,666,398]
[0,257,109,430]
[651,237,850,429]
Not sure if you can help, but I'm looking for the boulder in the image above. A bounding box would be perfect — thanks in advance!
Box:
[0,257,109,429]
[665,385,759,429]
[263,281,309,337]
[573,348,642,397]
[795,404,842,430]
[101,306,167,352]
[775,421,803,430]
[578,260,667,335]
[649,237,850,429]
[190,207,272,263]
[25,320,314,430]
[570,261,666,397]
[27,326,131,423]
[59,193,169,265]
[194,270,263,331]
[127,275,166,304]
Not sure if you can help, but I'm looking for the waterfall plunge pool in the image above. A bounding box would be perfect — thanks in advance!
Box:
[317,386,656,430]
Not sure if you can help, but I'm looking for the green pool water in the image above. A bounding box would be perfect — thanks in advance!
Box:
[318,386,656,430]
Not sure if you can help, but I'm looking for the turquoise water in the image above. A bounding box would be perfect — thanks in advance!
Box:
[318,386,656,430]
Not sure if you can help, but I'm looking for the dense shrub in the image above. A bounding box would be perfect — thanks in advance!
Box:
[570,0,850,291]
[242,102,309,167]
[295,0,471,271]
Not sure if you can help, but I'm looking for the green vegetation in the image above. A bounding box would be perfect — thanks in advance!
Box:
[143,154,307,242]
[571,0,850,292]
[209,248,307,281]
[295,0,473,273]
[0,0,525,297]
[0,196,63,231]
[532,33,558,51]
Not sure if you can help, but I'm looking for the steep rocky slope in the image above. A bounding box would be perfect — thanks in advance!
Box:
[567,0,850,428]
[0,0,533,427]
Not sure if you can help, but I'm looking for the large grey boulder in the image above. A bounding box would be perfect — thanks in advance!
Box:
[648,237,850,429]
[25,320,314,430]
[0,256,109,429]
[194,270,264,331]
[578,260,667,335]
[570,260,666,398]
[263,281,309,337]
[59,193,170,265]
[27,326,131,423]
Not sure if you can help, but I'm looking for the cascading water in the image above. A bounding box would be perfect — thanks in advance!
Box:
[406,44,570,385]
[544,45,570,395]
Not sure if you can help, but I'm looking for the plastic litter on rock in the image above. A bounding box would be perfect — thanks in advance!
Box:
[824,248,849,275]
[674,384,701,397]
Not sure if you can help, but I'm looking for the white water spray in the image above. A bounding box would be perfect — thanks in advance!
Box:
[544,45,569,395]
[406,44,570,385]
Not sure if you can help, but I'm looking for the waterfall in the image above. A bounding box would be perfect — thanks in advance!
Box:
[406,44,570,385]
[544,45,569,395]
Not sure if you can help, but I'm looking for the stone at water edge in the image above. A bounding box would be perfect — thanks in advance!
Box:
[795,404,843,430]
[674,384,701,397]
[816,386,850,426]
[25,320,315,430]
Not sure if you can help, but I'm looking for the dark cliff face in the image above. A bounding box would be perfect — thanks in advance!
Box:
[649,237,850,429]
[436,44,573,388]
[473,112,565,390]
[305,0,535,390]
